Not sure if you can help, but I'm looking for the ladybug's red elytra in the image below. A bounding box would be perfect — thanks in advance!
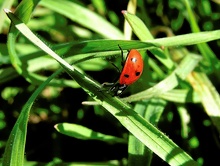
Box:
[107,46,144,96]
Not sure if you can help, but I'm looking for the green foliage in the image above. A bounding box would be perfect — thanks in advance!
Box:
[1,0,220,166]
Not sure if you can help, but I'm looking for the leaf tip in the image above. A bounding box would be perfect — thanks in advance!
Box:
[54,124,58,130]
[4,8,12,14]
[121,10,127,15]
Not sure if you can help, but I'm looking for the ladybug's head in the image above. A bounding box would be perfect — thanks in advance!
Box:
[109,83,128,96]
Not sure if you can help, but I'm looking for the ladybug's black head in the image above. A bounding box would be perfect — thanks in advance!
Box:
[109,83,128,96]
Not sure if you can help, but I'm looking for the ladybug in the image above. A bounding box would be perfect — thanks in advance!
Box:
[105,45,144,96]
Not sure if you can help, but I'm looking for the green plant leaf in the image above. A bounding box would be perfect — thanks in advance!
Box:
[187,72,220,133]
[122,10,174,70]
[2,67,61,166]
[5,9,199,165]
[159,89,200,103]
[55,123,127,143]
[184,0,220,72]
[0,0,14,33]
[40,0,124,39]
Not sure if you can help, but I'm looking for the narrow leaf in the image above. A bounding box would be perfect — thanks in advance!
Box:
[55,123,127,143]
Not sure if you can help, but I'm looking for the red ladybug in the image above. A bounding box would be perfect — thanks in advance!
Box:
[107,46,144,96]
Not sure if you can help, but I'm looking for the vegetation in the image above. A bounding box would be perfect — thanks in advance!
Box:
[0,0,220,165]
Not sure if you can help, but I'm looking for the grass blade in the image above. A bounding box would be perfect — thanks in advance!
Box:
[40,0,124,39]
[55,123,127,144]
[5,9,199,165]
[2,68,61,166]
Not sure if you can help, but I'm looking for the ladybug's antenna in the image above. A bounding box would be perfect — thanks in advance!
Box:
[118,44,124,63]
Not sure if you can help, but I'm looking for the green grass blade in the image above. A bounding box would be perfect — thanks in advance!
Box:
[40,0,124,39]
[55,123,127,144]
[2,68,61,166]
[147,30,220,47]
[46,29,220,56]
[184,0,220,71]
[5,9,198,165]
[122,10,174,70]
[159,89,200,103]
[177,105,191,139]
[128,99,167,166]
[122,10,153,41]
[6,0,60,86]
[0,0,14,33]
[188,72,220,133]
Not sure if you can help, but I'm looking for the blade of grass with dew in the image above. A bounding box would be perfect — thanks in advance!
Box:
[128,98,167,166]
[122,10,174,70]
[40,0,124,39]
[2,67,62,166]
[187,72,220,134]
[55,123,127,144]
[122,53,202,103]
[184,0,220,72]
[5,9,198,165]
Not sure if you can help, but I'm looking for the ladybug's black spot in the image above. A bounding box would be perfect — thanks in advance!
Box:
[124,74,129,78]
[131,57,137,63]
[135,72,141,76]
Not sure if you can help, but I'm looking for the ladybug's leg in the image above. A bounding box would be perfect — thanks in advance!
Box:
[99,82,118,96]
[98,82,114,94]
[118,44,124,65]
[116,84,128,96]
[101,82,115,87]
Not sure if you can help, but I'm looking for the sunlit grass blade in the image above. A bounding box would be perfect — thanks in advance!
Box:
[2,68,61,166]
[7,0,40,74]
[55,123,127,144]
[122,10,174,70]
[187,72,220,134]
[5,9,198,165]
[40,0,124,39]
[5,0,69,87]
[128,98,167,166]
[159,89,200,103]
[51,29,220,55]
[147,30,220,47]
[123,0,137,40]
[0,0,14,33]
[177,105,191,139]
[184,0,220,72]
[122,10,153,41]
